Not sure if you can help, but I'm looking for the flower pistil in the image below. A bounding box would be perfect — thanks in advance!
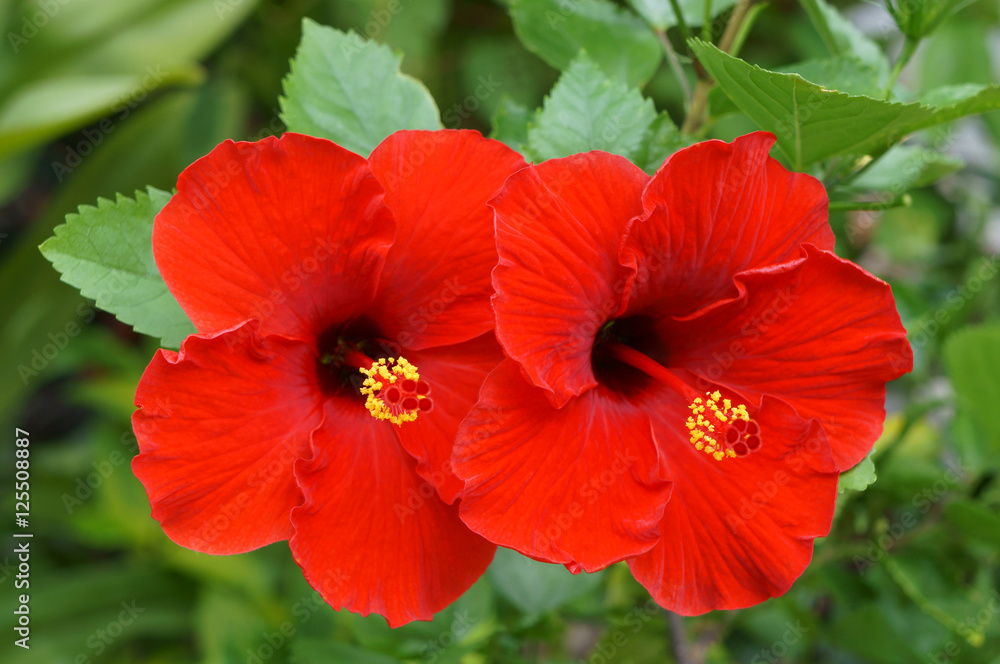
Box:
[686,391,762,460]
[360,357,433,425]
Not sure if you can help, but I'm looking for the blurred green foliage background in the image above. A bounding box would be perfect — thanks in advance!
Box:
[1,0,999,662]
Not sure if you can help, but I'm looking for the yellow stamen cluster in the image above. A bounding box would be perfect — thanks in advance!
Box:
[685,390,750,461]
[360,357,422,425]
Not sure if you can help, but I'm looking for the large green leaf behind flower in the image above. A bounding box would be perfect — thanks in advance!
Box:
[280,18,441,156]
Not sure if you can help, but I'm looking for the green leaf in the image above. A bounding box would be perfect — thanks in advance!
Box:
[919,83,1000,125]
[0,0,258,159]
[39,186,196,348]
[488,548,604,616]
[0,69,204,159]
[627,0,739,30]
[634,112,686,173]
[490,96,532,158]
[691,40,1000,170]
[280,18,441,156]
[797,0,889,77]
[693,40,926,168]
[787,57,883,97]
[528,54,657,163]
[839,451,877,493]
[509,0,662,86]
[709,56,882,117]
[844,145,963,193]
[943,323,1000,447]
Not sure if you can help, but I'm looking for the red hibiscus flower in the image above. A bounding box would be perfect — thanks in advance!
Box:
[131,130,526,626]
[453,132,912,614]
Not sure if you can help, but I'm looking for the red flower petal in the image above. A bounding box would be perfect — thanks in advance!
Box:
[154,133,395,340]
[622,132,834,318]
[663,245,912,469]
[367,130,527,351]
[394,333,504,504]
[290,400,495,627]
[132,321,323,554]
[629,396,838,614]
[491,153,649,405]
[453,360,672,571]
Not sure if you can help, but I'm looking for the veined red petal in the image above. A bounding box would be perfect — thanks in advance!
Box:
[394,333,504,504]
[367,130,527,351]
[453,360,672,571]
[132,321,323,554]
[629,396,838,614]
[154,133,395,340]
[622,132,833,319]
[663,245,912,470]
[491,152,649,405]
[290,400,495,627]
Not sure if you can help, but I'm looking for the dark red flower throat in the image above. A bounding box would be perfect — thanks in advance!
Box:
[593,320,764,461]
[315,321,434,425]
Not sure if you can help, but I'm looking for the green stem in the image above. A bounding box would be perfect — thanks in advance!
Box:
[667,0,693,46]
[729,1,767,57]
[717,0,755,54]
[829,147,891,189]
[883,36,920,99]
[883,556,984,646]
[680,0,758,135]
[656,28,693,108]
[682,79,714,135]
[702,0,713,41]
[828,195,912,212]
[799,0,841,56]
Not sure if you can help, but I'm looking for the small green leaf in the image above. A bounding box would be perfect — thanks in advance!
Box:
[886,0,973,39]
[488,548,604,616]
[39,187,195,348]
[280,18,441,156]
[528,54,657,163]
[943,323,1000,447]
[490,96,532,158]
[509,0,662,86]
[839,451,877,493]
[845,145,963,193]
[634,112,686,174]
[691,40,1000,170]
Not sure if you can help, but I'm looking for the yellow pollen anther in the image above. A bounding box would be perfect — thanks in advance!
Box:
[359,356,432,426]
[684,391,761,461]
